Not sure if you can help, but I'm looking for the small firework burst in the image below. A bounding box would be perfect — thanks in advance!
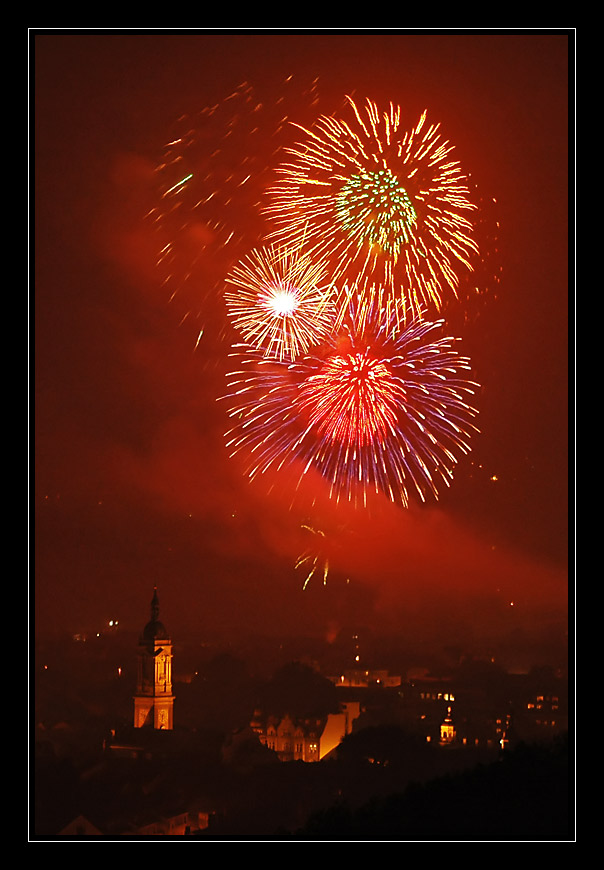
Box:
[295,524,330,589]
[224,244,335,360]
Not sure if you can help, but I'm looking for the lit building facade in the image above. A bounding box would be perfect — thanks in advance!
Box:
[525,692,565,732]
[440,706,456,744]
[253,713,322,762]
[133,587,174,730]
[251,701,360,761]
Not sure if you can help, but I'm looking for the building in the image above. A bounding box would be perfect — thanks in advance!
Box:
[59,815,103,836]
[329,668,402,689]
[133,588,175,730]
[250,701,360,762]
[439,705,456,745]
[251,712,323,762]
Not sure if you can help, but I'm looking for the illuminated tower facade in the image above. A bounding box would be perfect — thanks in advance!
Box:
[440,705,456,745]
[133,587,174,730]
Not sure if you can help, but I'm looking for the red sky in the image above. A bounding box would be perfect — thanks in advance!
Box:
[33,30,571,666]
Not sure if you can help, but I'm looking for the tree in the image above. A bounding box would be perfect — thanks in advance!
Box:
[257,661,339,719]
[337,724,434,769]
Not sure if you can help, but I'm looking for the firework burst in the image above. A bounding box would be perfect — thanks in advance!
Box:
[295,524,330,589]
[148,84,265,300]
[223,291,480,508]
[145,77,323,340]
[264,97,479,320]
[224,244,336,360]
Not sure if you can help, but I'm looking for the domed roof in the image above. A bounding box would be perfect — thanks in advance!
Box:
[142,618,169,642]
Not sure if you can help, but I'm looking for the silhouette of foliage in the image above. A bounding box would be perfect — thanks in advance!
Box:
[257,661,340,719]
[298,735,570,840]
[336,724,433,768]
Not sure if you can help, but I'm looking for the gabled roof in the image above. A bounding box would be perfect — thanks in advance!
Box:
[59,814,103,836]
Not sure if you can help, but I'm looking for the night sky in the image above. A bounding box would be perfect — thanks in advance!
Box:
[33,31,570,663]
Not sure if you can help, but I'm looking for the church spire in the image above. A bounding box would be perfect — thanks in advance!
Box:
[141,586,169,644]
[151,586,160,622]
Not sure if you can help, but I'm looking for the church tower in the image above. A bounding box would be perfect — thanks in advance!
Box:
[440,705,456,745]
[133,587,174,730]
